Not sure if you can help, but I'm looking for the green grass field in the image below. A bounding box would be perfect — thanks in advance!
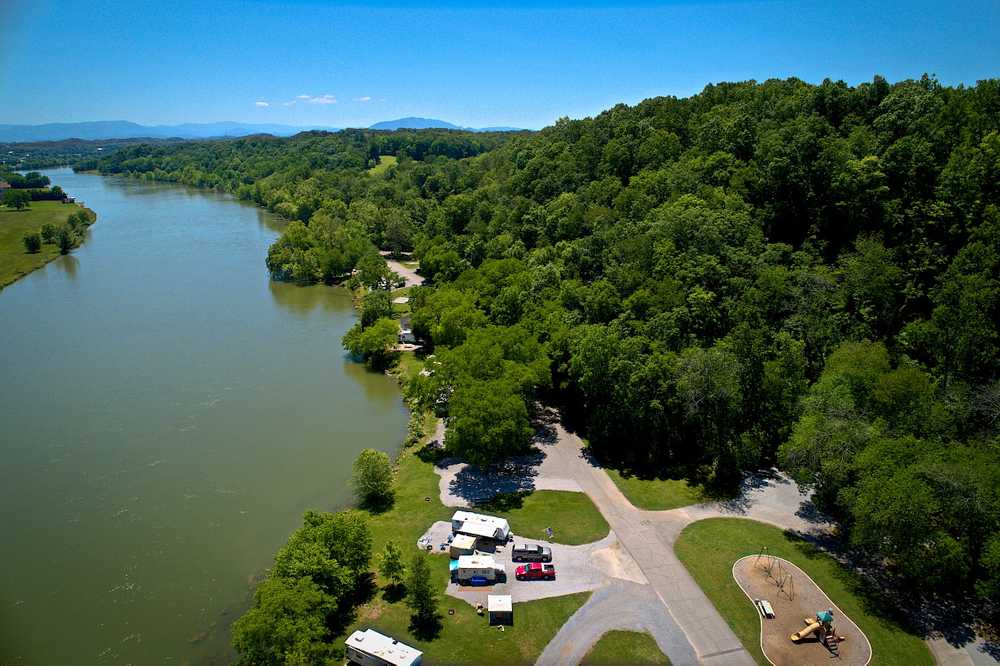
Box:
[674,518,932,666]
[480,489,610,545]
[368,155,398,176]
[606,469,708,511]
[581,630,670,665]
[0,201,92,288]
[338,441,592,664]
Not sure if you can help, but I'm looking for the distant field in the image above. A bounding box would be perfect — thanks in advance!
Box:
[0,200,92,288]
[368,154,398,176]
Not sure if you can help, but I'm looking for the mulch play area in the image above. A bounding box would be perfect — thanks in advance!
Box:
[732,554,872,665]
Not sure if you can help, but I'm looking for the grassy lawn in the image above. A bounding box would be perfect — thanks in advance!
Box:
[581,630,670,665]
[674,518,932,666]
[391,350,425,383]
[480,490,610,546]
[606,469,708,511]
[340,441,591,664]
[0,201,91,288]
[368,155,398,176]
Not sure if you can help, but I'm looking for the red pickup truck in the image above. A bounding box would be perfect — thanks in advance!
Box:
[515,563,556,581]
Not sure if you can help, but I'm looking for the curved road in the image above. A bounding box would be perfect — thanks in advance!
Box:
[528,414,832,666]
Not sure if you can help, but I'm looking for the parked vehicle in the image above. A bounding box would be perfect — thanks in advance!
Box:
[454,555,502,584]
[512,543,552,562]
[515,563,556,581]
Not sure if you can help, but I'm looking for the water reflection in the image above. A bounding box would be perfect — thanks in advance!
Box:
[342,357,405,408]
[55,254,79,281]
[268,280,351,317]
[255,208,287,234]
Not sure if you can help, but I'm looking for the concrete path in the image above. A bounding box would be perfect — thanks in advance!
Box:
[537,580,699,666]
[430,410,928,665]
[542,423,759,665]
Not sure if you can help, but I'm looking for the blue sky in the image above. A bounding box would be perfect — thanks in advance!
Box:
[1,0,997,129]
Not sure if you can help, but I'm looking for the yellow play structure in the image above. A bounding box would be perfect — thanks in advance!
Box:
[790,609,847,656]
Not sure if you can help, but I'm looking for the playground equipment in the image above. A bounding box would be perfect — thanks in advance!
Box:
[755,546,794,600]
[790,609,847,656]
[754,546,776,577]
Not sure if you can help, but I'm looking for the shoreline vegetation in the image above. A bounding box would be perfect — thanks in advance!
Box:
[80,75,1000,662]
[0,197,96,289]
[231,339,601,664]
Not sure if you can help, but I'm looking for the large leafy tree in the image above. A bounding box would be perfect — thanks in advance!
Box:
[445,379,533,466]
[231,577,335,665]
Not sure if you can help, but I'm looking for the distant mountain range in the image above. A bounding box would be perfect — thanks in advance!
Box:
[0,118,525,143]
[369,116,523,132]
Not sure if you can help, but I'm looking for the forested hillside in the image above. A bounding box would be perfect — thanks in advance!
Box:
[91,76,1000,608]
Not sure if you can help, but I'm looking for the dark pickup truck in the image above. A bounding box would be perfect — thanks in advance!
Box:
[511,543,552,562]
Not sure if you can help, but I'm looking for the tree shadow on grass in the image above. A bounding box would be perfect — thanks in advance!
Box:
[329,573,378,637]
[476,490,528,512]
[359,493,396,515]
[409,611,443,641]
[382,582,407,604]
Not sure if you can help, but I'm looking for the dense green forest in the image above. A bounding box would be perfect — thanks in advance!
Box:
[90,76,1000,611]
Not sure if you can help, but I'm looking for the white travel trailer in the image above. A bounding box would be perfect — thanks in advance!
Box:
[454,554,503,583]
[451,510,511,541]
[344,629,422,666]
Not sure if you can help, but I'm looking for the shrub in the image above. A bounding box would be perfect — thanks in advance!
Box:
[352,448,394,509]
[22,232,42,253]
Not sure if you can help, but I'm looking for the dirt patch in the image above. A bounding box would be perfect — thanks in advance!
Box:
[590,539,647,585]
[732,555,872,666]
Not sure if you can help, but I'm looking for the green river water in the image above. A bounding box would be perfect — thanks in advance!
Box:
[0,169,408,664]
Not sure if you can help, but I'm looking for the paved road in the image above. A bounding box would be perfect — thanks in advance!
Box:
[432,411,832,664]
[540,424,760,665]
[379,251,423,288]
[537,580,699,666]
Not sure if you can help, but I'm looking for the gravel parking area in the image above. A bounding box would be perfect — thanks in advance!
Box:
[416,520,454,555]
[443,531,642,609]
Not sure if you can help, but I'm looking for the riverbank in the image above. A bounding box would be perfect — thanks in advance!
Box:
[0,200,95,288]
[1,169,410,665]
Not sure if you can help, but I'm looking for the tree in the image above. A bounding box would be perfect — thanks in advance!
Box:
[356,251,392,289]
[342,317,399,369]
[378,541,407,587]
[352,448,394,510]
[361,290,393,328]
[271,509,372,597]
[231,576,335,665]
[406,552,440,637]
[22,232,41,253]
[444,379,533,466]
[3,189,30,210]
[383,208,414,257]
[40,223,57,244]
[56,227,74,254]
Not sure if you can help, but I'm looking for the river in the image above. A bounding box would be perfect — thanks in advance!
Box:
[0,169,408,664]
